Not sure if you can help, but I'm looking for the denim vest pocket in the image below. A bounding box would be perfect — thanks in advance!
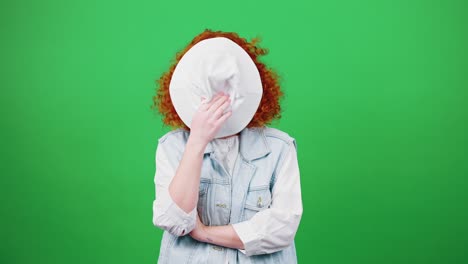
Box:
[197,178,210,225]
[243,184,272,220]
[199,179,209,195]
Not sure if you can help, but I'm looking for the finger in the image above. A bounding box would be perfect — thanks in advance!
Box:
[206,92,224,104]
[199,95,220,110]
[214,110,232,127]
[208,95,229,113]
[213,99,231,119]
[198,97,209,111]
[198,104,209,112]
[207,93,225,107]
[198,93,225,111]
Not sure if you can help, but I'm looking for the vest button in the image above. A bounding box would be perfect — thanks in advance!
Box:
[212,245,223,251]
[257,196,263,207]
[215,203,227,208]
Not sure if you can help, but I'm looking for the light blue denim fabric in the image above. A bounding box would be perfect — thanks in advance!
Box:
[155,126,299,264]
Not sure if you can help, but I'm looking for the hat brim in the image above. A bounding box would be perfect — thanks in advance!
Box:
[169,37,263,138]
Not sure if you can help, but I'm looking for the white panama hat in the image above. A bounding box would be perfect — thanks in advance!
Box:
[169,37,263,138]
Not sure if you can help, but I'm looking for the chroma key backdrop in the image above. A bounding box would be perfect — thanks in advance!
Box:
[1,0,467,263]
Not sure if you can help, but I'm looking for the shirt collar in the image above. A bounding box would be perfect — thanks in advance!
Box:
[203,127,271,161]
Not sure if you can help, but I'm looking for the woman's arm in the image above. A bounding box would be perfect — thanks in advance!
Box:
[167,137,206,214]
[168,93,231,214]
[153,93,232,236]
[189,214,245,249]
[152,140,199,236]
[189,141,303,256]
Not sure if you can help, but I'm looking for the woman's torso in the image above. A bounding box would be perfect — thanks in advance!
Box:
[157,126,298,264]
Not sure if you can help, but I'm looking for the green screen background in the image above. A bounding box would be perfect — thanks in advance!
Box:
[1,0,467,263]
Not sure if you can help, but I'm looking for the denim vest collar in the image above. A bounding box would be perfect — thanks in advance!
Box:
[203,127,271,161]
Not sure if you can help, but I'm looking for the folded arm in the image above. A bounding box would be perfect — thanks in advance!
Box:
[192,142,303,256]
[152,137,204,236]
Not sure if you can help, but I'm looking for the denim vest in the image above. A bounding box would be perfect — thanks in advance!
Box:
[156,126,298,264]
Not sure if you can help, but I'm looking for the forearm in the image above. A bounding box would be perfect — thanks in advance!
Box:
[168,137,206,213]
[201,224,245,250]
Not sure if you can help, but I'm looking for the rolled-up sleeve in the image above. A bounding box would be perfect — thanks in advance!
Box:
[232,141,303,256]
[152,139,197,236]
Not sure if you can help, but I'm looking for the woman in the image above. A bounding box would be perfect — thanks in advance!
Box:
[151,29,303,263]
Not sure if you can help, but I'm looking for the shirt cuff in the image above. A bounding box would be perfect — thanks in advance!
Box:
[167,197,197,224]
[166,195,197,235]
[153,193,197,236]
[232,220,263,256]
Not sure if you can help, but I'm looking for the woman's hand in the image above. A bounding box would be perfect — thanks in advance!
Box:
[188,213,245,250]
[188,92,232,147]
[188,212,208,242]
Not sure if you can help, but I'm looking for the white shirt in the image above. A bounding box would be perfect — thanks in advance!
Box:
[152,134,303,258]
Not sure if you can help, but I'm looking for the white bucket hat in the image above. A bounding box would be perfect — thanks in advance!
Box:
[169,37,263,138]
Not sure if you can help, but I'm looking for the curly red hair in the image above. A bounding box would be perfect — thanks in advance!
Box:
[152,29,284,130]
